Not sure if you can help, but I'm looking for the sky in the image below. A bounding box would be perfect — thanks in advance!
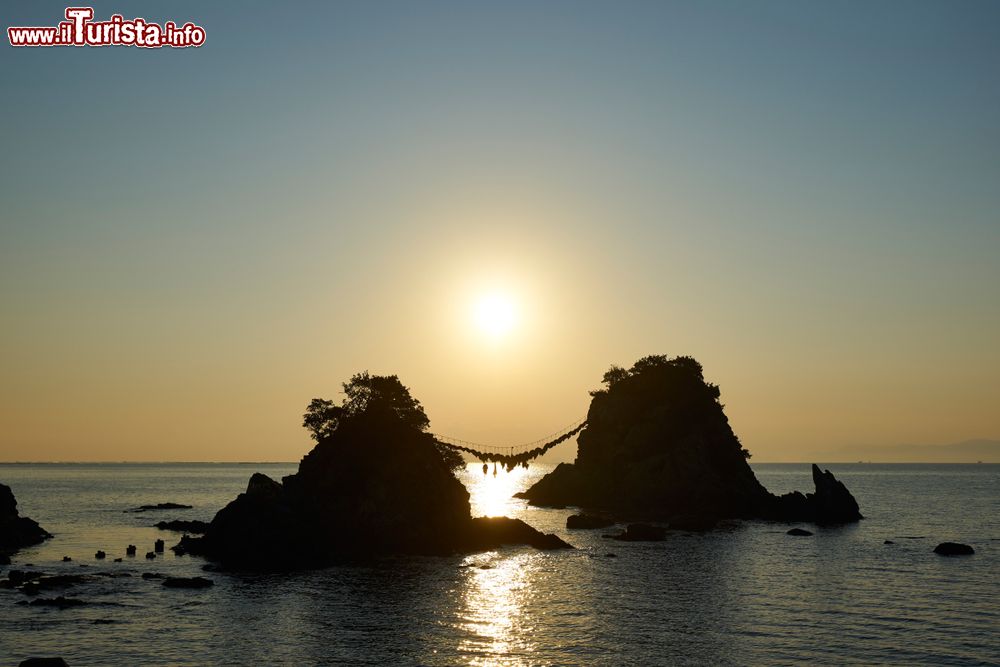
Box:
[1,1,998,462]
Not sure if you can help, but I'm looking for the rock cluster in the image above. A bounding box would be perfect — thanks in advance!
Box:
[0,483,51,555]
[516,355,863,525]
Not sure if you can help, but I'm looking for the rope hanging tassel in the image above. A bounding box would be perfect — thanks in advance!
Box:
[432,419,587,471]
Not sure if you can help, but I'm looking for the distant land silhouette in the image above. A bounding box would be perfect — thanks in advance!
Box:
[813,439,1000,463]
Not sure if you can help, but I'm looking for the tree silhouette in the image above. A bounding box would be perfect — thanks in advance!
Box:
[301,372,465,471]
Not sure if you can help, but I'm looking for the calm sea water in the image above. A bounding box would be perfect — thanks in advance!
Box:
[1,463,997,666]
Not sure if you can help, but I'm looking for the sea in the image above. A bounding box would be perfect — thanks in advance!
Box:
[0,463,997,666]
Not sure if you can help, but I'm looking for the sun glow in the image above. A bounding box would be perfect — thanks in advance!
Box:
[472,292,518,340]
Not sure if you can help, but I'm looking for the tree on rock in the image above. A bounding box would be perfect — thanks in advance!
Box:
[302,372,463,471]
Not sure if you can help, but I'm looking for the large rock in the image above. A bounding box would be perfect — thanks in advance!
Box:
[0,483,51,555]
[934,542,974,556]
[181,408,566,569]
[516,355,863,525]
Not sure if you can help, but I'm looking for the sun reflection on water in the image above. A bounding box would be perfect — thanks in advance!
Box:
[458,552,537,666]
[465,463,531,518]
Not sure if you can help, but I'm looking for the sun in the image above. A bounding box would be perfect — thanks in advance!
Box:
[473,292,518,339]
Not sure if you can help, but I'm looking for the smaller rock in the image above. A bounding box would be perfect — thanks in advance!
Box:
[883,540,895,545]
[162,576,213,589]
[94,551,106,559]
[62,556,72,562]
[126,545,137,556]
[154,519,210,533]
[113,558,122,563]
[611,523,666,542]
[19,659,69,667]
[934,542,974,556]
[604,553,617,558]
[154,539,165,553]
[125,503,193,513]
[145,552,156,560]
[566,513,616,530]
[787,528,813,536]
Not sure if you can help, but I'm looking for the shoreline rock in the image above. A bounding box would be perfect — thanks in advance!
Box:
[0,483,52,556]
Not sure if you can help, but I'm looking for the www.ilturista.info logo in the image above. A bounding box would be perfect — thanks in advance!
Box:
[8,7,205,48]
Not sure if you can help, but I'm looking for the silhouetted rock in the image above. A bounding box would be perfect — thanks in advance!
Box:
[62,556,71,562]
[145,551,156,560]
[126,545,137,556]
[182,378,570,569]
[0,483,51,555]
[566,513,616,529]
[154,519,210,533]
[154,539,164,553]
[884,540,895,545]
[19,658,69,667]
[162,576,214,589]
[934,542,974,556]
[516,355,863,525]
[94,551,105,560]
[787,528,813,536]
[611,523,667,542]
[461,517,571,551]
[125,503,192,513]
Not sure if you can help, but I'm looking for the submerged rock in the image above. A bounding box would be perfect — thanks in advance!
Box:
[19,659,69,667]
[25,596,85,609]
[516,355,863,525]
[934,542,974,556]
[787,528,814,536]
[0,483,51,555]
[154,519,210,533]
[162,576,214,589]
[609,523,667,542]
[125,503,193,513]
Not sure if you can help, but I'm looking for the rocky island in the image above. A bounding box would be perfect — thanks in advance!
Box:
[1,483,51,559]
[516,355,862,525]
[178,373,569,569]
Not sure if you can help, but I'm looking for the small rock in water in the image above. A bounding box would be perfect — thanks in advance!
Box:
[933,542,974,556]
[162,576,214,589]
[19,658,69,667]
[145,552,156,560]
[62,556,71,562]
[787,528,814,536]
[126,545,137,556]
[884,540,895,545]
[154,539,165,553]
[113,558,122,563]
[94,551,106,559]
[611,523,666,542]
[125,503,193,513]
[605,553,617,558]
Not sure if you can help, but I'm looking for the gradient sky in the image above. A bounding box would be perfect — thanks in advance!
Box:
[2,1,998,462]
